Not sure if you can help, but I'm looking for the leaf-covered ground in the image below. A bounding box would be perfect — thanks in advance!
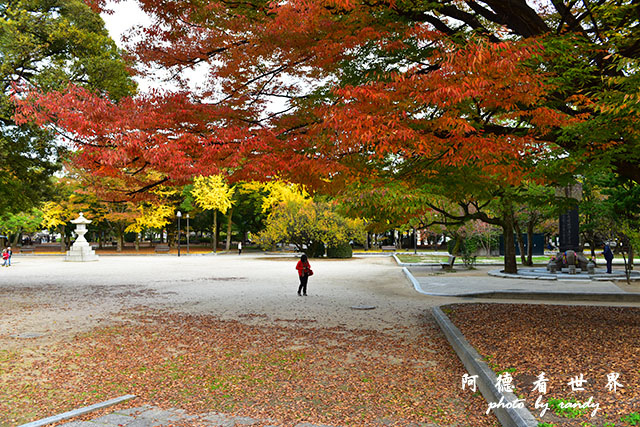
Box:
[1,307,499,426]
[447,303,640,427]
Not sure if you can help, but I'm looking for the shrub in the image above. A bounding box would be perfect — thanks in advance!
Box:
[308,241,326,258]
[327,242,352,258]
[448,237,477,268]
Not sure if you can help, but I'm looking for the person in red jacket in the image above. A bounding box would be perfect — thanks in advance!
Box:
[1,248,9,267]
[295,254,312,296]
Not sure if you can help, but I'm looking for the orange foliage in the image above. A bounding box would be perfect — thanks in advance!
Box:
[13,0,580,197]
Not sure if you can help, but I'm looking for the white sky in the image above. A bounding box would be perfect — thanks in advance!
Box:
[100,0,288,113]
[100,0,150,48]
[101,0,156,92]
[101,0,211,95]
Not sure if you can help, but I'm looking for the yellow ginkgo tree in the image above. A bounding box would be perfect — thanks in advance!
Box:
[259,181,309,213]
[41,198,88,252]
[191,175,234,252]
[125,204,175,251]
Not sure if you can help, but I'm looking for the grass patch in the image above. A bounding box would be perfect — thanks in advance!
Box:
[548,397,589,418]
[622,412,640,425]
[396,254,550,264]
[396,255,451,263]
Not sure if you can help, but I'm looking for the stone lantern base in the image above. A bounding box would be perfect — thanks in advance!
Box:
[65,243,98,262]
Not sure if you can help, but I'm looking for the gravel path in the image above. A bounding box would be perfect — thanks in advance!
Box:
[1,254,459,347]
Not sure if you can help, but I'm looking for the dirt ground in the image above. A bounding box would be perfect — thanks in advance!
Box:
[0,254,500,426]
[448,303,640,427]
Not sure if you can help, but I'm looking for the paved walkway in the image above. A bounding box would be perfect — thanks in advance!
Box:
[405,265,640,298]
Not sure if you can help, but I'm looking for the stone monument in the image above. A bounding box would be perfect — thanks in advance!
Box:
[548,184,588,273]
[557,184,582,253]
[65,212,98,262]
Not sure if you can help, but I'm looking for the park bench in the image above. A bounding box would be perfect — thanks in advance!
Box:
[19,245,35,254]
[35,244,63,252]
[441,255,456,270]
[154,244,170,254]
[381,245,396,252]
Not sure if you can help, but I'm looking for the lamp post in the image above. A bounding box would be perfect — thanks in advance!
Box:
[186,214,190,255]
[177,211,182,257]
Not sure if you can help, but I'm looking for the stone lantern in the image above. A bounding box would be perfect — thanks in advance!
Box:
[65,212,98,262]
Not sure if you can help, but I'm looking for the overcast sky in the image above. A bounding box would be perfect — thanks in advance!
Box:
[100,0,288,112]
[101,0,186,94]
[101,0,149,49]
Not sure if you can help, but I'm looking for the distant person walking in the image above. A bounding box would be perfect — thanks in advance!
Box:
[6,246,11,266]
[2,248,9,267]
[603,244,614,274]
[296,254,313,296]
[237,241,242,255]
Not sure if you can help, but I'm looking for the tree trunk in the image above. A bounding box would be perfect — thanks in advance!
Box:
[451,233,462,255]
[213,210,218,252]
[526,221,534,266]
[502,209,518,274]
[629,244,634,269]
[11,230,21,247]
[60,225,66,252]
[116,228,123,252]
[514,221,526,265]
[225,208,233,251]
[135,233,140,252]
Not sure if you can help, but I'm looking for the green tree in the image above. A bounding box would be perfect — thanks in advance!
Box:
[231,183,269,245]
[0,0,135,214]
[513,184,556,266]
[0,208,42,246]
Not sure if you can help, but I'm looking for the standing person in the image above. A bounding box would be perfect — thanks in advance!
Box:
[6,246,11,267]
[295,254,313,296]
[1,248,8,267]
[603,244,614,274]
[237,241,242,255]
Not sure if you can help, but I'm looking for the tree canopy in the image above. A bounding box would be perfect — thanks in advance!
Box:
[1,0,135,214]
[11,0,640,269]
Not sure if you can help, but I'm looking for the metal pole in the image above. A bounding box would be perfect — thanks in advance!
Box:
[186,214,190,255]
[177,211,181,257]
[414,226,417,254]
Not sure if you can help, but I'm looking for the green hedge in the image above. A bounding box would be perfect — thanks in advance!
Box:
[308,241,326,258]
[327,242,353,258]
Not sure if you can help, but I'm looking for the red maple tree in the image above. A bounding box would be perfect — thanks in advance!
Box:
[14,2,580,270]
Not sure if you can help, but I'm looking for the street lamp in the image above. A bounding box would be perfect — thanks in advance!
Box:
[186,214,190,255]
[176,211,182,257]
